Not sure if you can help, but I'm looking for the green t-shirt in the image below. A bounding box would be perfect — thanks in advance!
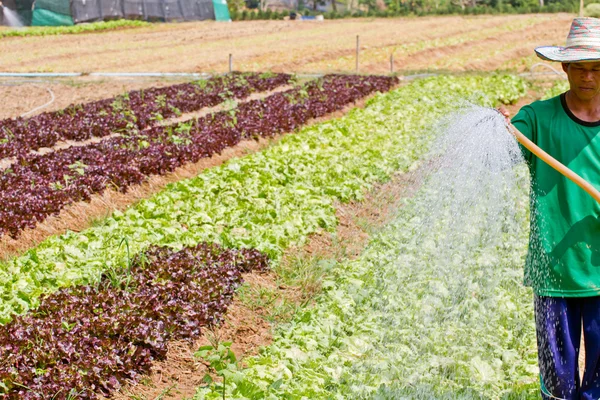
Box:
[512,93,600,297]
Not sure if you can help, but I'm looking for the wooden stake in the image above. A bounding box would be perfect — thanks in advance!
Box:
[229,54,233,73]
[390,53,394,74]
[356,35,360,73]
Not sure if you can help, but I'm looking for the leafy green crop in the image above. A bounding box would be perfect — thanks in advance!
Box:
[0,74,528,325]
[541,79,569,100]
[194,169,538,399]
[0,20,149,39]
[194,77,538,399]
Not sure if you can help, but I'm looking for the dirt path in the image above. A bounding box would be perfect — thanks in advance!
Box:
[0,77,184,119]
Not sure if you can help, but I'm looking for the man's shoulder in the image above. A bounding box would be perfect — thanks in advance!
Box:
[516,94,562,120]
[525,94,562,112]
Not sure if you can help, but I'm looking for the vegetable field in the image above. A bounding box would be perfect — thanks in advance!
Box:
[0,69,548,399]
[0,14,572,77]
[0,13,570,395]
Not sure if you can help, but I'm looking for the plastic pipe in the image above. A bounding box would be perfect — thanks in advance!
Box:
[0,72,81,77]
[508,123,600,204]
[89,72,210,77]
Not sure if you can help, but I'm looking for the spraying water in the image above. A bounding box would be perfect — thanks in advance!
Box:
[334,104,539,398]
[416,103,526,255]
[1,6,23,28]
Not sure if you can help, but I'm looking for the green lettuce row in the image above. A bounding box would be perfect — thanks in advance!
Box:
[0,20,150,39]
[541,78,569,100]
[196,168,537,400]
[0,74,528,324]
[194,86,538,398]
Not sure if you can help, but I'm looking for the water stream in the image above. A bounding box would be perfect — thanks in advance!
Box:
[340,104,539,398]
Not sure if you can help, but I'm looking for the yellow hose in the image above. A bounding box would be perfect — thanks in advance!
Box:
[507,123,600,204]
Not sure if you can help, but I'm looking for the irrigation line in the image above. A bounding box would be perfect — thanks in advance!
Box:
[0,80,57,116]
[0,72,81,77]
[523,63,567,80]
[90,72,212,78]
[20,85,55,117]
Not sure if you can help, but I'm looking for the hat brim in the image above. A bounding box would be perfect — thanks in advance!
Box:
[535,45,600,62]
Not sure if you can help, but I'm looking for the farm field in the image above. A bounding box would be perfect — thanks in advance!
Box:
[0,12,576,400]
[0,14,571,120]
[0,71,547,398]
[0,14,571,76]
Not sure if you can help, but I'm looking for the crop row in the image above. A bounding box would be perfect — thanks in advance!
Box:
[0,20,150,39]
[0,243,268,399]
[0,74,528,326]
[193,76,535,399]
[0,72,292,159]
[197,169,536,399]
[0,74,397,238]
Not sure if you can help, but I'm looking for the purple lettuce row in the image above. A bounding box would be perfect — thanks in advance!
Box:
[0,243,269,399]
[0,74,398,238]
[0,72,292,159]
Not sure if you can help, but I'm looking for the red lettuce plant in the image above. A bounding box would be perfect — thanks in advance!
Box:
[0,243,268,399]
[0,74,398,238]
[0,72,292,159]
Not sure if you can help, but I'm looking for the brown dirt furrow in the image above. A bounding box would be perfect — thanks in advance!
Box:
[0,15,570,74]
[158,84,294,126]
[0,21,315,72]
[395,16,570,72]
[0,133,122,170]
[266,16,516,73]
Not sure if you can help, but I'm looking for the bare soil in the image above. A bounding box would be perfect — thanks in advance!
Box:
[0,77,184,119]
[0,15,572,78]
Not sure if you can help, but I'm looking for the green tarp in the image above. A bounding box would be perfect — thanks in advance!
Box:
[32,0,73,26]
[32,8,74,25]
[36,0,72,15]
[212,0,230,21]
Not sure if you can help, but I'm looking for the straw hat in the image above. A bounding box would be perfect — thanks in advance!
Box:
[536,17,600,62]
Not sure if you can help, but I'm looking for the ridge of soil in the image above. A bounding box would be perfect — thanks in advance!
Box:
[0,78,182,120]
[0,15,572,75]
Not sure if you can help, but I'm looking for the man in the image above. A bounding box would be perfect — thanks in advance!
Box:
[507,17,600,400]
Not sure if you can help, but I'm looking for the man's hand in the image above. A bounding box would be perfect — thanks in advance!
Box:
[497,106,511,125]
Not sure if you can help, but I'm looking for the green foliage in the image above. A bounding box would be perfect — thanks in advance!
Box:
[194,75,536,399]
[0,74,528,326]
[228,0,246,13]
[195,341,243,398]
[585,2,600,17]
[0,19,149,39]
[542,79,569,100]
